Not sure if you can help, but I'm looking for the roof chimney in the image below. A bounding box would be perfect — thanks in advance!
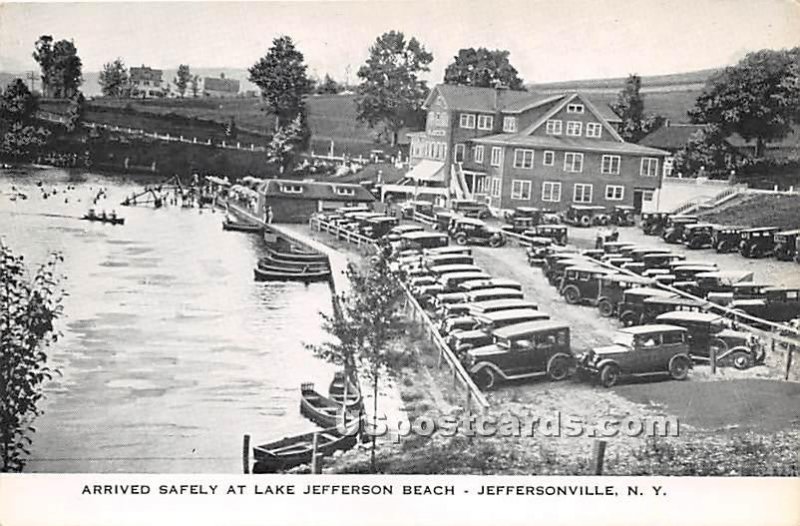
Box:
[494,84,508,111]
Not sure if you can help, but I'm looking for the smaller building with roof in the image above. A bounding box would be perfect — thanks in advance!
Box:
[256,179,375,223]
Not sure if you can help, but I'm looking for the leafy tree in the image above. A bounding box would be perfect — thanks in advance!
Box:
[355,31,433,146]
[249,36,313,128]
[689,47,800,157]
[0,123,51,161]
[443,47,525,90]
[317,74,340,95]
[190,75,200,98]
[672,125,737,176]
[265,114,308,174]
[175,64,191,98]
[98,58,129,98]
[0,80,50,161]
[0,80,39,124]
[1,243,64,472]
[64,92,85,133]
[611,74,664,143]
[33,35,83,98]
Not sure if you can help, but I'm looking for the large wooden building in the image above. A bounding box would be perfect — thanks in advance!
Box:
[256,179,375,223]
[407,84,670,212]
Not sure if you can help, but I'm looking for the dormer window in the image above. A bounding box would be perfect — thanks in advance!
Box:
[280,184,304,194]
[567,103,585,114]
[502,116,517,132]
[545,120,563,135]
[335,187,355,196]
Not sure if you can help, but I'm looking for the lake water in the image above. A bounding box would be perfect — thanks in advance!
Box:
[0,167,337,473]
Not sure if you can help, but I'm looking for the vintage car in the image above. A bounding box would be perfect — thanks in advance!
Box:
[591,274,655,317]
[641,253,686,270]
[423,246,473,257]
[594,228,620,249]
[617,287,678,326]
[501,215,538,235]
[729,287,800,323]
[433,210,458,232]
[671,264,721,283]
[558,266,619,305]
[600,241,636,254]
[451,199,491,219]
[627,247,674,263]
[448,309,549,356]
[545,256,600,286]
[620,261,646,275]
[465,287,525,304]
[692,271,753,297]
[504,206,545,224]
[423,253,474,269]
[525,236,559,266]
[463,320,574,389]
[458,278,522,294]
[360,216,400,239]
[662,215,699,244]
[438,315,478,336]
[773,229,800,261]
[603,256,634,269]
[640,296,706,325]
[526,224,568,245]
[408,275,437,296]
[610,205,636,226]
[581,249,605,261]
[711,225,744,253]
[739,227,779,258]
[467,298,539,316]
[439,271,492,292]
[706,283,772,307]
[385,224,424,243]
[399,199,435,219]
[432,291,471,313]
[641,212,671,236]
[396,231,449,252]
[654,311,764,369]
[450,217,505,247]
[427,263,483,277]
[682,223,716,249]
[579,325,692,387]
[564,205,609,227]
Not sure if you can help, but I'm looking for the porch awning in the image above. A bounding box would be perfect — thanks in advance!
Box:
[406,160,445,183]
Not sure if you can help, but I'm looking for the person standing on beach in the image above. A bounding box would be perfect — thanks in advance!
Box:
[267,206,274,224]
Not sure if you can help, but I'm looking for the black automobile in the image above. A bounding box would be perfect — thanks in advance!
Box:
[773,229,800,261]
[451,199,491,219]
[617,287,678,326]
[525,224,568,246]
[504,206,544,225]
[399,199,435,219]
[682,223,716,249]
[559,266,618,305]
[564,205,609,227]
[610,205,636,226]
[640,296,706,325]
[662,215,698,244]
[450,217,505,247]
[501,215,538,235]
[739,227,779,258]
[641,212,671,236]
[711,225,743,253]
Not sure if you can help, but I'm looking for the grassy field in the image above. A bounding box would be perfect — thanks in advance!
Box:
[700,193,800,229]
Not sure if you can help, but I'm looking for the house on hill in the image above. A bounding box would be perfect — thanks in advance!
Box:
[129,65,164,98]
[256,179,375,223]
[400,83,667,213]
[203,73,240,98]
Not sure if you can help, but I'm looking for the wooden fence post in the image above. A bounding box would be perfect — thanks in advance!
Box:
[710,345,716,375]
[592,439,607,475]
[242,434,250,474]
[786,345,794,381]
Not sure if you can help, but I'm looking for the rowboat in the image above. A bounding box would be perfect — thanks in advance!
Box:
[258,254,329,272]
[300,383,362,428]
[329,371,362,407]
[81,213,125,225]
[251,424,359,474]
[222,219,263,233]
[265,244,329,263]
[253,265,331,282]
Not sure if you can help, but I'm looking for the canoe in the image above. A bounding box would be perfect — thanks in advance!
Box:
[265,245,329,263]
[81,214,125,225]
[300,383,363,428]
[252,424,359,474]
[223,220,263,233]
[329,371,362,407]
[253,265,331,282]
[258,254,329,272]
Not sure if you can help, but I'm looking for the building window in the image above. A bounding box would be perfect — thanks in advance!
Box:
[566,103,585,114]
[460,113,476,129]
[477,115,494,130]
[573,183,593,203]
[605,185,624,201]
[641,157,659,177]
[474,176,488,194]
[664,157,675,177]
[490,147,503,167]
[454,143,465,163]
[563,152,584,173]
[513,149,534,169]
[543,150,555,166]
[474,145,484,164]
[336,187,356,196]
[511,180,532,200]
[490,177,501,197]
[502,116,517,132]
[545,120,563,135]
[642,190,655,202]
[566,121,583,136]
[542,182,561,202]
[601,155,621,175]
[586,122,602,138]
[280,184,304,194]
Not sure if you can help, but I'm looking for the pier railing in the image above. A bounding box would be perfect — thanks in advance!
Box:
[308,216,490,411]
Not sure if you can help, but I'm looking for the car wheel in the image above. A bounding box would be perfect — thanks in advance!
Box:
[473,367,496,390]
[579,215,591,227]
[620,311,637,327]
[478,211,489,220]
[730,350,754,370]
[599,364,620,388]
[455,235,468,246]
[563,286,581,304]
[598,299,614,317]
[547,355,571,381]
[668,355,691,380]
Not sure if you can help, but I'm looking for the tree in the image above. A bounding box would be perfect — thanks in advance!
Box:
[611,74,664,143]
[355,31,433,146]
[0,80,39,125]
[249,36,313,128]
[265,114,308,174]
[64,92,85,133]
[317,74,340,95]
[33,35,83,98]
[1,243,64,472]
[672,125,737,176]
[175,64,191,98]
[307,256,406,472]
[98,58,129,98]
[443,47,525,90]
[190,75,200,98]
[689,47,800,157]
[0,80,50,161]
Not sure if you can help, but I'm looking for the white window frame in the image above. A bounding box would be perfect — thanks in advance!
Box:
[543,150,555,167]
[566,121,583,137]
[605,185,624,201]
[474,175,488,194]
[573,183,593,203]
[502,116,517,133]
[490,177,501,198]
[511,180,532,200]
[490,147,503,167]
[512,149,534,169]
[563,152,584,173]
[281,184,304,194]
[477,114,494,131]
[474,145,484,164]
[586,122,602,138]
[566,103,585,114]
[541,181,561,203]
[545,120,563,135]
[454,143,465,163]
[601,154,621,175]
[460,113,476,129]
[336,187,356,196]
[640,157,659,177]
[642,190,655,202]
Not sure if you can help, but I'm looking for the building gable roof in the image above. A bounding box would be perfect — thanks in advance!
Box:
[520,92,625,142]
[259,179,375,202]
[424,84,541,113]
[130,66,163,83]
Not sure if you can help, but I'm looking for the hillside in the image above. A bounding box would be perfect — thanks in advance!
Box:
[530,68,719,92]
[700,193,800,230]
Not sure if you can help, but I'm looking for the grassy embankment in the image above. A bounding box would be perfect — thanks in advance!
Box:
[700,193,800,230]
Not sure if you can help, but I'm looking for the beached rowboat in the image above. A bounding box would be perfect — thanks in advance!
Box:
[222,219,263,233]
[251,424,359,474]
[300,383,361,428]
[253,265,331,282]
[264,245,329,264]
[329,371,362,407]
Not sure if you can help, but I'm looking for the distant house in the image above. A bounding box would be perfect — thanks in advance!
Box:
[129,65,164,98]
[203,73,240,98]
[256,179,375,223]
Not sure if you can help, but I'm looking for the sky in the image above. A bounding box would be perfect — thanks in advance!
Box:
[1,0,799,83]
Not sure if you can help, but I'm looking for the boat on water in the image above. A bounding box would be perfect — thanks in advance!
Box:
[300,383,363,428]
[253,265,331,282]
[264,244,329,263]
[251,424,359,474]
[258,254,329,271]
[222,219,263,233]
[329,371,362,407]
[81,212,125,225]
